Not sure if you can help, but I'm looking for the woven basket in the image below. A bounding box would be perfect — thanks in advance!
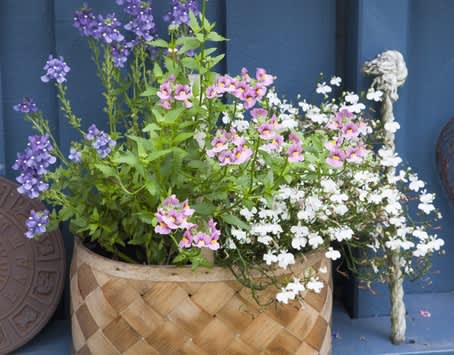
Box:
[70,238,332,355]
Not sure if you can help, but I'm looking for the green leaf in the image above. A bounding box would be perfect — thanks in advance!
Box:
[173,132,194,144]
[221,214,250,231]
[193,203,216,216]
[189,11,200,33]
[149,39,169,48]
[144,179,159,196]
[94,164,117,177]
[142,123,161,133]
[146,149,173,162]
[208,54,225,68]
[112,152,140,168]
[177,37,200,55]
[140,87,156,97]
[153,63,163,78]
[181,57,199,71]
[206,32,227,42]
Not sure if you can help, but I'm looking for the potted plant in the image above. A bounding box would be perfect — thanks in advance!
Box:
[11,0,444,354]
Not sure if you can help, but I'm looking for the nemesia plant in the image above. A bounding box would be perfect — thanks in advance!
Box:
[12,0,443,310]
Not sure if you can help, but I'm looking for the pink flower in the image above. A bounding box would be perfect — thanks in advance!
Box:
[336,108,353,120]
[207,136,228,157]
[157,82,172,100]
[256,68,274,86]
[225,75,238,93]
[288,132,301,144]
[251,108,268,119]
[355,142,369,158]
[258,123,276,140]
[160,99,172,110]
[254,83,267,99]
[262,135,283,152]
[233,81,249,99]
[346,147,362,163]
[242,89,257,109]
[342,123,359,139]
[163,194,180,207]
[216,75,230,93]
[179,227,195,248]
[324,136,344,152]
[233,145,252,164]
[326,148,345,168]
[287,144,304,163]
[241,67,251,82]
[154,196,195,235]
[326,115,343,130]
[218,150,235,166]
[206,85,222,99]
[174,84,193,108]
[193,232,211,249]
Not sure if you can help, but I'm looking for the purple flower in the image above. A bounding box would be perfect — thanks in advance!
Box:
[69,147,82,163]
[288,132,301,145]
[258,123,276,140]
[287,144,304,163]
[164,0,200,26]
[73,4,98,37]
[94,14,124,44]
[242,89,257,110]
[124,3,156,41]
[111,42,133,68]
[174,84,193,108]
[326,148,346,168]
[261,135,283,152]
[41,55,71,84]
[179,227,194,248]
[85,124,100,141]
[13,97,39,113]
[93,132,116,158]
[206,85,222,99]
[251,108,268,119]
[25,210,49,239]
[342,123,359,140]
[157,81,173,100]
[17,173,49,199]
[116,0,142,16]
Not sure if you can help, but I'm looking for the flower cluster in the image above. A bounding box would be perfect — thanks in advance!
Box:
[157,77,193,109]
[180,219,220,250]
[73,5,97,37]
[25,210,49,239]
[207,128,252,165]
[13,97,39,113]
[40,55,71,84]
[123,1,156,41]
[164,0,200,26]
[206,68,274,110]
[12,135,56,199]
[85,124,116,158]
[155,195,194,234]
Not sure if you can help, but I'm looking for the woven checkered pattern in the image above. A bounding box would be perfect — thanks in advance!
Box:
[70,240,332,355]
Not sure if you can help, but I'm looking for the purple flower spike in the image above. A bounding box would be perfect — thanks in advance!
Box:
[73,4,98,37]
[164,0,200,26]
[93,132,116,158]
[124,3,157,41]
[25,210,49,239]
[13,97,39,113]
[111,42,133,68]
[41,55,71,84]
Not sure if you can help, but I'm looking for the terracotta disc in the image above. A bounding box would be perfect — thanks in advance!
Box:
[0,177,65,354]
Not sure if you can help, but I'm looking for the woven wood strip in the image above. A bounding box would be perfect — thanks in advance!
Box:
[71,239,332,354]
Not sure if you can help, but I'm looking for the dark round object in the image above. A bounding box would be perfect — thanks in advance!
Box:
[436,117,454,203]
[0,177,65,354]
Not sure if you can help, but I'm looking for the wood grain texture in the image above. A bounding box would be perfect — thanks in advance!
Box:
[71,239,332,354]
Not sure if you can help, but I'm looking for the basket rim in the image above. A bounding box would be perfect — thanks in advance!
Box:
[73,237,326,282]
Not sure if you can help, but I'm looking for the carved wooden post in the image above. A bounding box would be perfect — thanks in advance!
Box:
[363,50,408,344]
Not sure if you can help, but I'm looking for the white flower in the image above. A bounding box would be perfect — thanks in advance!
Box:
[378,148,402,167]
[334,227,354,242]
[308,232,324,248]
[409,174,425,192]
[280,117,298,129]
[221,113,231,124]
[319,266,328,274]
[418,192,435,214]
[340,103,365,114]
[239,208,255,221]
[330,76,342,87]
[389,216,405,226]
[277,250,295,269]
[231,119,249,132]
[345,92,359,104]
[325,247,341,260]
[321,178,337,193]
[297,208,316,222]
[306,196,323,211]
[366,88,383,102]
[291,235,307,250]
[257,235,273,245]
[194,130,206,149]
[306,278,324,293]
[333,204,348,216]
[298,100,311,112]
[385,201,402,215]
[263,250,278,265]
[287,278,306,293]
[231,228,251,244]
[276,288,296,304]
[316,82,332,95]
[306,107,329,124]
[413,228,428,240]
[384,121,400,133]
[330,193,348,203]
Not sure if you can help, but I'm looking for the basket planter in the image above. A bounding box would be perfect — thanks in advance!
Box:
[70,238,333,355]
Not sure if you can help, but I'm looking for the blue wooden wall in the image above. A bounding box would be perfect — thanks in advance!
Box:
[0,0,453,319]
